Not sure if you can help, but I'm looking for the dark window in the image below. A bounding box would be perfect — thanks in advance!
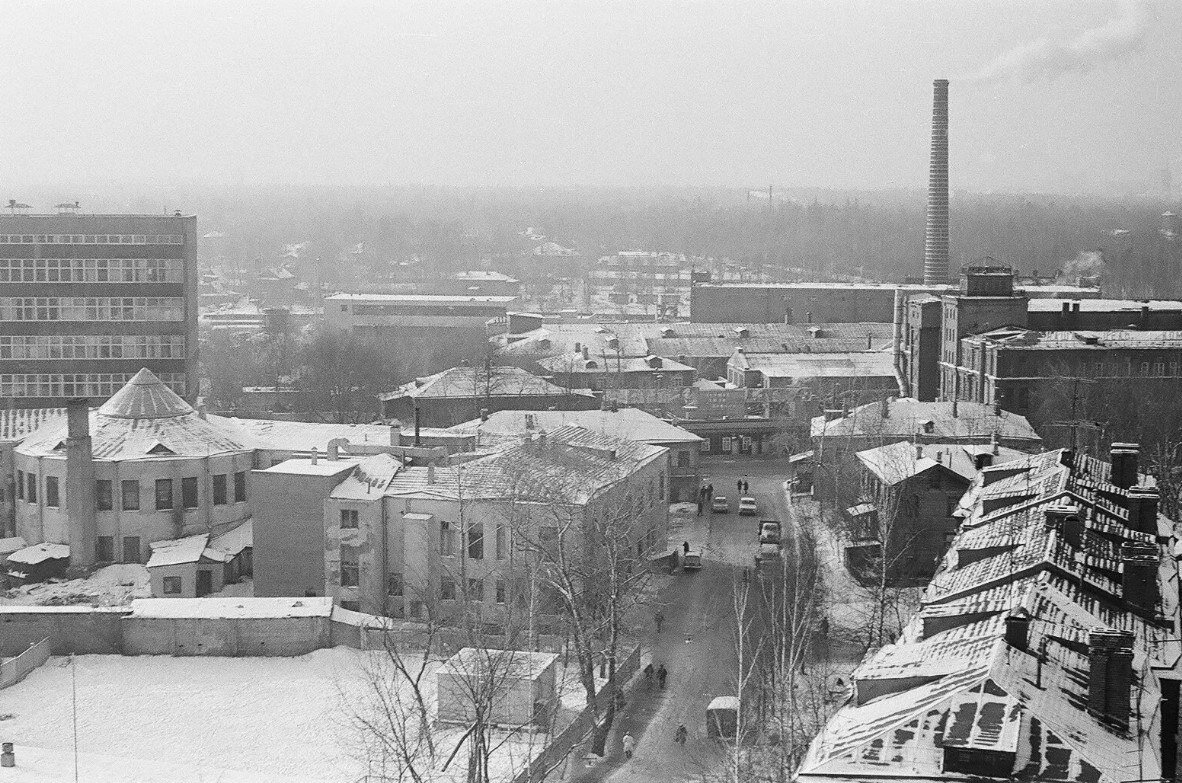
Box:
[212,474,227,505]
[387,573,403,597]
[466,577,483,600]
[26,472,36,503]
[340,545,359,587]
[162,576,182,595]
[234,471,247,503]
[440,521,455,556]
[96,479,112,511]
[45,476,59,508]
[155,479,173,510]
[16,470,24,500]
[181,477,198,509]
[121,480,139,511]
[96,536,114,562]
[340,509,359,529]
[440,577,456,600]
[496,524,507,560]
[677,450,690,467]
[122,536,141,563]
[496,579,506,603]
[467,523,484,560]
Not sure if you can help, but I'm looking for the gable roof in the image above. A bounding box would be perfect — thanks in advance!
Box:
[379,365,591,402]
[810,398,1042,445]
[449,408,702,447]
[856,440,1029,485]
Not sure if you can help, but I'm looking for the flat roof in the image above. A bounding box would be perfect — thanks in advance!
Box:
[258,457,361,476]
[1028,298,1182,312]
[128,597,333,619]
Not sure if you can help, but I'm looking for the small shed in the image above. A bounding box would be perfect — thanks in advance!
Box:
[436,648,558,727]
[4,543,70,584]
[147,534,229,598]
[706,696,740,740]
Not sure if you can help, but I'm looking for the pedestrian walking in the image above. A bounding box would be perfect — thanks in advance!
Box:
[674,724,688,747]
[622,733,636,759]
[644,662,654,685]
[736,478,742,493]
[743,479,750,494]
[683,540,690,554]
[706,483,714,499]
[654,610,665,633]
[657,664,668,689]
[696,499,703,516]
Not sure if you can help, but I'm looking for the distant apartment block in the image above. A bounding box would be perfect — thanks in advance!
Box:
[0,212,198,406]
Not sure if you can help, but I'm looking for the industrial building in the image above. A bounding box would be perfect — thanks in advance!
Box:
[0,211,198,407]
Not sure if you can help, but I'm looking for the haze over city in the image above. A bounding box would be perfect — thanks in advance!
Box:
[0,0,1179,194]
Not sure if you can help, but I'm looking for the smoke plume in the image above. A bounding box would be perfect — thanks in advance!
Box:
[969,1,1150,83]
[1059,250,1107,282]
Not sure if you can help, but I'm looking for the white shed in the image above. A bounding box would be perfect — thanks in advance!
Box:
[435,648,558,727]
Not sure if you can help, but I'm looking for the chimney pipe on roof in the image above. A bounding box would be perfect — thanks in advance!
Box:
[1087,629,1134,728]
[310,448,318,465]
[990,431,999,455]
[915,443,923,460]
[1109,443,1140,489]
[880,397,890,418]
[427,463,436,485]
[197,402,207,421]
[1126,486,1160,535]
[1121,542,1159,616]
[1004,613,1030,652]
[922,79,950,286]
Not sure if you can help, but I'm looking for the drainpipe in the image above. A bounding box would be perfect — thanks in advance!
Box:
[892,289,909,397]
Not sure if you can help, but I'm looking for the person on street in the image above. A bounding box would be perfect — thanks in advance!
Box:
[675,724,688,747]
[683,540,690,554]
[644,662,654,685]
[706,483,713,499]
[657,664,668,689]
[654,610,665,633]
[622,732,636,759]
[736,478,742,493]
[742,479,749,494]
[696,498,703,516]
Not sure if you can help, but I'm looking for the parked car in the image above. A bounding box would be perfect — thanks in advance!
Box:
[738,497,758,516]
[711,496,729,513]
[755,542,781,568]
[759,521,782,545]
[683,550,703,571]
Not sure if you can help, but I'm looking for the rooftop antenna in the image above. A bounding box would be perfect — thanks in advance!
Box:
[7,199,30,215]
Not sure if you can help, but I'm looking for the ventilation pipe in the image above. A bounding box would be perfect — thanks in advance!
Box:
[310,447,318,465]
[327,438,347,461]
[892,288,909,397]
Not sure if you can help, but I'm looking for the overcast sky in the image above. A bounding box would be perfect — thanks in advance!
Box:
[0,1,1178,195]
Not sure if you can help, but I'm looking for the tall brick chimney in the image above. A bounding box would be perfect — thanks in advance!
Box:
[922,79,950,286]
[1121,542,1159,616]
[65,398,97,570]
[1087,629,1134,728]
[1109,443,1140,489]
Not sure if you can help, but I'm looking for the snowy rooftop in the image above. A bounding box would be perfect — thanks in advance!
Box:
[258,456,361,476]
[128,597,333,619]
[326,292,516,303]
[732,351,896,379]
[855,440,1028,485]
[440,647,559,680]
[330,453,402,500]
[145,534,209,568]
[210,520,252,557]
[810,398,1042,444]
[450,408,702,446]
[7,543,70,565]
[380,364,590,401]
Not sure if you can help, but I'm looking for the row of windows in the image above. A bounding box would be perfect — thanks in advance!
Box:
[0,234,184,245]
[438,521,509,561]
[0,335,186,360]
[95,535,143,564]
[15,470,246,510]
[1,373,185,398]
[0,296,184,321]
[346,304,508,318]
[0,258,184,283]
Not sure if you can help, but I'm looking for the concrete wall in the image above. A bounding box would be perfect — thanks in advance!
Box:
[0,608,128,656]
[0,637,52,689]
[121,615,331,656]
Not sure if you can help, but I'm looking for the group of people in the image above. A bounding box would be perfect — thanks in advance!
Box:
[643,661,669,689]
[695,482,714,515]
[621,723,688,760]
[736,477,750,494]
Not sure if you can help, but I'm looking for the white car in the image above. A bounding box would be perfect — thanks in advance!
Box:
[711,496,729,513]
[738,497,758,516]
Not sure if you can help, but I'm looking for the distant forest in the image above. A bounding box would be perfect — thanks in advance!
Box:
[123,185,1180,298]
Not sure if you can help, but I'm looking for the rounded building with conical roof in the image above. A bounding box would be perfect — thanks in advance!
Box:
[14,369,254,569]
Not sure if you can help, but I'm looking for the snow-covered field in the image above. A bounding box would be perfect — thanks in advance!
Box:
[0,564,151,606]
[0,647,591,782]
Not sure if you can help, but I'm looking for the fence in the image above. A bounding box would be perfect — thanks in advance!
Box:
[509,644,643,783]
[0,637,51,689]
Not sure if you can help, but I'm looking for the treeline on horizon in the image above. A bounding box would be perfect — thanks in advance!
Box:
[38,185,1182,297]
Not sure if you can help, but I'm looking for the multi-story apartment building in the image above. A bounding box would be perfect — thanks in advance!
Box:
[0,212,197,406]
[588,251,691,308]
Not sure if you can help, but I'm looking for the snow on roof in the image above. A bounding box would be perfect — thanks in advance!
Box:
[707,696,740,711]
[855,441,1028,485]
[536,354,695,374]
[734,352,896,379]
[0,407,65,442]
[146,534,210,568]
[380,365,589,401]
[330,453,402,500]
[209,520,252,557]
[810,398,1041,444]
[1027,297,1182,312]
[210,417,391,453]
[258,457,361,476]
[129,597,333,619]
[0,536,29,555]
[450,408,702,446]
[440,647,558,680]
[326,292,516,303]
[6,543,69,565]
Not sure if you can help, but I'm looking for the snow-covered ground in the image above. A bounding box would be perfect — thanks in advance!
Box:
[1,647,593,782]
[0,564,151,606]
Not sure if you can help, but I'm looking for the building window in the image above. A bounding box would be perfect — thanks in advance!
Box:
[495,579,506,604]
[340,509,359,529]
[162,576,182,595]
[440,576,456,600]
[96,536,114,562]
[123,536,141,564]
[26,472,36,503]
[233,471,247,502]
[16,470,23,500]
[677,450,690,467]
[495,524,507,560]
[45,476,59,508]
[212,474,227,505]
[155,478,173,510]
[181,477,198,509]
[121,479,139,511]
[387,573,403,597]
[96,479,112,511]
[466,577,483,600]
[441,521,456,556]
[467,522,484,560]
[340,546,359,587]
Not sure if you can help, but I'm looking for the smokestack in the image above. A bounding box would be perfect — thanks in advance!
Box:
[65,398,96,571]
[922,79,950,286]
